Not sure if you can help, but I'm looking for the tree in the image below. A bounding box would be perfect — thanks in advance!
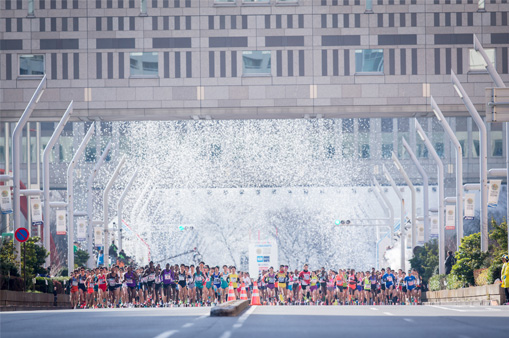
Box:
[409,239,438,285]
[75,249,90,268]
[0,239,19,277]
[451,233,489,286]
[0,237,48,279]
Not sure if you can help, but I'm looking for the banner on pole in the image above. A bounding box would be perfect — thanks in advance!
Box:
[417,222,425,245]
[30,196,43,237]
[488,179,502,208]
[77,219,87,241]
[56,209,67,235]
[445,205,455,230]
[464,193,475,220]
[430,215,439,238]
[0,186,13,214]
[94,227,104,247]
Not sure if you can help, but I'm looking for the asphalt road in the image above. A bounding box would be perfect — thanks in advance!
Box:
[1,305,508,338]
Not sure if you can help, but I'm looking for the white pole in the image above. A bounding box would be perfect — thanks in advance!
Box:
[117,170,138,252]
[5,122,11,232]
[416,119,446,274]
[42,100,72,267]
[26,122,31,236]
[383,164,406,271]
[402,137,430,243]
[67,125,95,275]
[86,142,112,268]
[374,177,394,245]
[13,75,46,263]
[392,151,417,250]
[36,122,41,238]
[451,71,488,252]
[103,157,126,267]
[431,96,464,250]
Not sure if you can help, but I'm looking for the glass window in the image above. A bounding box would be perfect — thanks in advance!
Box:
[130,52,159,77]
[366,0,373,11]
[243,0,270,3]
[342,133,354,158]
[381,143,393,159]
[140,0,147,13]
[242,51,271,75]
[28,0,35,15]
[342,118,354,133]
[478,0,485,10]
[381,118,393,133]
[471,121,479,158]
[358,118,370,132]
[215,0,236,2]
[19,54,45,76]
[355,49,384,73]
[469,48,495,71]
[381,118,393,159]
[490,123,503,157]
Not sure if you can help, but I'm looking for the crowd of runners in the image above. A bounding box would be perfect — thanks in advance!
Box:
[68,261,423,309]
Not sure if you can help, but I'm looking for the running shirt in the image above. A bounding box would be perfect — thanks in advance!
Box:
[266,273,276,285]
[335,273,344,286]
[299,270,311,286]
[213,273,221,288]
[348,274,357,289]
[310,276,318,286]
[221,272,229,288]
[228,273,239,288]
[194,273,204,288]
[147,271,156,283]
[125,272,136,287]
[383,273,395,287]
[404,275,416,290]
[369,275,377,288]
[363,277,371,291]
[277,272,287,284]
[162,269,174,285]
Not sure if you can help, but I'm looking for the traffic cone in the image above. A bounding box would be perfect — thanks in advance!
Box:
[227,282,236,302]
[240,283,248,300]
[250,281,262,305]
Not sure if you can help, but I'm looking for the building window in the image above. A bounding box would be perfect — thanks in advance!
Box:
[215,0,236,3]
[381,118,393,159]
[478,0,485,11]
[140,0,147,14]
[19,54,45,76]
[355,49,384,73]
[28,0,35,16]
[358,118,370,158]
[130,52,159,77]
[469,48,495,72]
[243,0,270,3]
[490,123,503,157]
[242,51,271,76]
[365,0,373,12]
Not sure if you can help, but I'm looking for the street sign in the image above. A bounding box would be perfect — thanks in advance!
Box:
[14,227,29,243]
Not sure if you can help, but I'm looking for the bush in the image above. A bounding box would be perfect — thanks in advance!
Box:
[0,275,25,291]
[474,268,490,286]
[34,277,54,294]
[451,232,489,286]
[409,239,439,285]
[445,273,463,290]
[428,274,445,291]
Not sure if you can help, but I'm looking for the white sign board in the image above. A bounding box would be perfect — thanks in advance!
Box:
[488,179,502,208]
[56,209,66,235]
[0,186,13,214]
[249,241,278,280]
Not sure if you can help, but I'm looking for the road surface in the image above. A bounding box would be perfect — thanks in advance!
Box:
[1,305,508,338]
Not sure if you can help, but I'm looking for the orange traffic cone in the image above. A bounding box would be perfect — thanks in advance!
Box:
[240,283,248,300]
[227,282,236,302]
[251,281,262,305]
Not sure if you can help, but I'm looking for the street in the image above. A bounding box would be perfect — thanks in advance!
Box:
[1,305,508,338]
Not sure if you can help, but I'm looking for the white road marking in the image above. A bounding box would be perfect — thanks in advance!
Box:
[153,330,178,338]
[429,305,501,313]
[233,323,242,329]
[369,308,378,311]
[195,315,208,321]
[383,312,393,316]
[182,323,194,328]
[219,331,232,338]
[403,318,414,323]
[458,335,471,338]
[237,306,257,324]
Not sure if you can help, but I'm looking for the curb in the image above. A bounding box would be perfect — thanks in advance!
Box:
[0,306,71,312]
[210,299,249,317]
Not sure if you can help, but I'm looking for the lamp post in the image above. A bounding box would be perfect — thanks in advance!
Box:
[103,157,126,267]
[67,125,95,275]
[86,141,112,268]
[12,75,46,262]
[402,138,430,242]
[117,170,138,252]
[373,178,394,269]
[392,151,416,249]
[451,71,488,252]
[42,101,73,267]
[416,120,445,274]
[473,34,508,255]
[431,96,464,250]
[383,164,406,271]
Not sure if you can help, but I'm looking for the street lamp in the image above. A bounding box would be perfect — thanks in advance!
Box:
[451,71,488,252]
[86,141,112,268]
[13,75,46,262]
[382,164,406,271]
[67,125,95,275]
[103,156,126,267]
[415,119,445,274]
[373,177,395,244]
[42,101,73,266]
[392,151,416,249]
[431,96,464,250]
[402,137,430,242]
[117,170,139,252]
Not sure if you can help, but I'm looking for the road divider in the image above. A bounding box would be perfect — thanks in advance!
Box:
[210,300,249,317]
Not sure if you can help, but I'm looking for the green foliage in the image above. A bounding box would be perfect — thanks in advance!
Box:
[428,274,445,291]
[34,277,54,293]
[0,238,20,277]
[445,272,463,290]
[74,249,90,268]
[409,239,439,285]
[487,219,508,284]
[451,233,489,286]
[475,268,490,286]
[0,237,49,284]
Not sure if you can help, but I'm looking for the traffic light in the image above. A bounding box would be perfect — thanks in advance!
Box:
[334,219,351,225]
[178,225,194,231]
[178,225,185,231]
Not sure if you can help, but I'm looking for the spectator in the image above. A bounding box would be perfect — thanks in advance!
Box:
[445,251,455,275]
[109,241,118,260]
[501,254,509,305]
[97,250,104,267]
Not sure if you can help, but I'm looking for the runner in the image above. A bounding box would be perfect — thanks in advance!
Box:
[298,264,311,304]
